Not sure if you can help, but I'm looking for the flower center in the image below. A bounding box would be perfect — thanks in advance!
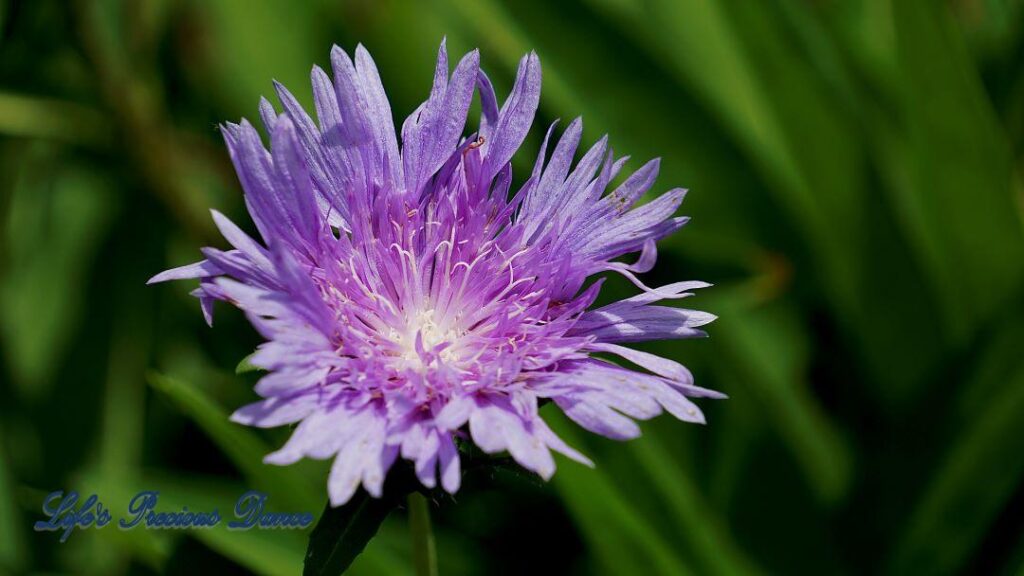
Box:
[389,308,465,367]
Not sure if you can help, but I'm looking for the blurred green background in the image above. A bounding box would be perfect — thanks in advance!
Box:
[2,0,1024,574]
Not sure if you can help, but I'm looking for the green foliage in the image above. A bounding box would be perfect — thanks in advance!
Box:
[549,423,697,575]
[892,0,1024,343]
[147,475,307,576]
[1,0,1022,574]
[892,366,1024,574]
[303,485,413,576]
[235,352,262,375]
[146,372,316,511]
[1,148,113,397]
[0,444,24,573]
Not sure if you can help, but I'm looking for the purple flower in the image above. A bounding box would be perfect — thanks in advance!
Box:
[150,42,721,506]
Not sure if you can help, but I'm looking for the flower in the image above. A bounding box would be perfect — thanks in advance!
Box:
[149,41,722,506]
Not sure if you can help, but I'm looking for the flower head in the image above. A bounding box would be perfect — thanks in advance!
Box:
[150,42,721,505]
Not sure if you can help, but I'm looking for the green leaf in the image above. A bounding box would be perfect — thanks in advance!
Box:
[236,352,263,375]
[1000,529,1024,576]
[547,414,697,576]
[94,296,152,486]
[407,493,438,576]
[584,0,950,410]
[891,0,1024,342]
[0,92,110,146]
[709,284,853,504]
[0,444,24,572]
[891,326,1024,574]
[118,473,405,576]
[71,471,172,573]
[145,372,316,511]
[145,373,406,574]
[631,434,764,576]
[74,302,158,574]
[588,0,864,318]
[146,474,307,576]
[0,150,114,398]
[304,479,416,576]
[195,0,320,112]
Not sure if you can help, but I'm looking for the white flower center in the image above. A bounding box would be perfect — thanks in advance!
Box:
[390,308,464,366]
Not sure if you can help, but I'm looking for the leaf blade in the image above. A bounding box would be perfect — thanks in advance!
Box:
[145,372,316,511]
[891,0,1024,342]
[304,477,416,576]
[891,327,1024,574]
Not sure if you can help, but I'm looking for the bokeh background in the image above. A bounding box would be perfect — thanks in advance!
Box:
[2,0,1024,574]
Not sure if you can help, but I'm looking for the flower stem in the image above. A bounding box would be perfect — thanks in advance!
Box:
[408,492,438,576]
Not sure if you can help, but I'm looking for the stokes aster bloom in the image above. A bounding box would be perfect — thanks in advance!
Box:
[150,42,722,505]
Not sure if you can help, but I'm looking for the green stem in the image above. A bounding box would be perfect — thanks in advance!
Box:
[408,492,438,576]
